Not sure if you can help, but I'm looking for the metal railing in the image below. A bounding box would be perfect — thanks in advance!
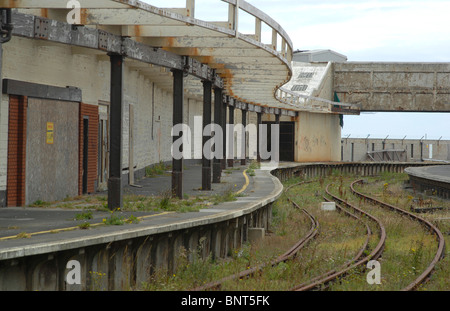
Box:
[276,86,361,114]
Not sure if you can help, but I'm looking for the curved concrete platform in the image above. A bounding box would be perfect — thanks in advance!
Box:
[1,161,441,290]
[0,163,283,290]
[0,165,282,260]
[405,165,450,199]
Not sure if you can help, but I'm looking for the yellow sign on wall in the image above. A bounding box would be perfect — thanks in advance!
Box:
[46,122,54,144]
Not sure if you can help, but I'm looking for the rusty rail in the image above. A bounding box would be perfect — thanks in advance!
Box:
[191,181,319,291]
[192,174,445,291]
[350,180,446,291]
[292,183,386,291]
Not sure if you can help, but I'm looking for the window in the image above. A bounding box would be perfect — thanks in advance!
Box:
[291,85,308,92]
[298,72,314,79]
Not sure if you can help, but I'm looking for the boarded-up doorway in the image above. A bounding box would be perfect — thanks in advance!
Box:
[97,102,109,191]
[25,98,79,205]
[280,122,295,162]
[263,121,295,162]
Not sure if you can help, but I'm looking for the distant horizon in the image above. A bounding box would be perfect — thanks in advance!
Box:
[340,135,449,141]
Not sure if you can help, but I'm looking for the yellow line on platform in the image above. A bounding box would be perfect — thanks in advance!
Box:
[1,169,250,243]
[0,212,174,242]
[236,169,250,195]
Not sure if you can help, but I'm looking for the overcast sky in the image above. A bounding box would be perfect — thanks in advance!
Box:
[145,0,450,140]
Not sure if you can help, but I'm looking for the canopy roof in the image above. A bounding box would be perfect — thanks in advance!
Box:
[2,0,357,114]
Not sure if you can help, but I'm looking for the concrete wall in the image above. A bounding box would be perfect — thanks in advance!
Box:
[296,112,341,162]
[341,138,450,163]
[0,36,227,202]
[0,200,273,291]
[334,62,450,112]
[295,63,342,162]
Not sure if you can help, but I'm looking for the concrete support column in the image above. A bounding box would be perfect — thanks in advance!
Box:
[241,109,247,166]
[213,87,223,183]
[202,80,212,191]
[108,53,124,211]
[227,105,235,168]
[172,69,184,199]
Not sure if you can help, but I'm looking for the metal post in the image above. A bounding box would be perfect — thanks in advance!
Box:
[108,53,124,210]
[202,80,212,191]
[257,112,262,162]
[241,109,247,166]
[275,113,280,125]
[228,105,235,167]
[172,69,184,198]
[221,97,227,170]
[213,87,223,183]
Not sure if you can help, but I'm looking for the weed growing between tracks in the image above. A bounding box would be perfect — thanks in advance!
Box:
[140,172,449,291]
[327,173,449,291]
[141,192,314,290]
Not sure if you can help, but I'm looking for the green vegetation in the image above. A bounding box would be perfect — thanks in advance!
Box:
[29,200,51,207]
[23,163,449,291]
[102,208,126,226]
[78,222,91,230]
[246,160,260,177]
[139,172,449,291]
[74,210,93,221]
[145,161,172,178]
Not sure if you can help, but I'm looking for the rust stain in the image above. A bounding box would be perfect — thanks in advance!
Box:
[133,25,141,37]
[80,8,88,25]
[197,55,215,64]
[135,37,145,43]
[220,68,233,80]
[40,9,48,18]
[166,37,176,47]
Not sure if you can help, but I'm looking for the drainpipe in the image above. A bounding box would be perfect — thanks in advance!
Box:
[420,136,424,162]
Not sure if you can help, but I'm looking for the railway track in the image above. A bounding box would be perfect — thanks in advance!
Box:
[192,181,319,291]
[193,176,446,292]
[291,182,386,291]
[351,179,446,291]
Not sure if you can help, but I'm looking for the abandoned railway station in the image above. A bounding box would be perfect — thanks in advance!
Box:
[0,1,360,209]
[0,0,450,292]
[0,1,449,208]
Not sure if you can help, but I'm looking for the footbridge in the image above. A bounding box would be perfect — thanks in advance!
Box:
[334,62,450,112]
